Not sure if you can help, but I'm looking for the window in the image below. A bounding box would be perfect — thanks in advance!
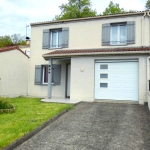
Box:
[100,64,108,69]
[42,66,48,84]
[35,65,61,85]
[110,24,127,45]
[102,21,135,46]
[100,74,108,78]
[50,30,62,48]
[100,83,108,88]
[42,28,69,49]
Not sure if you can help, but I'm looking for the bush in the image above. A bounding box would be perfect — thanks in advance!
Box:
[0,97,13,109]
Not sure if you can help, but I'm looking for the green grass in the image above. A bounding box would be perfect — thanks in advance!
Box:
[0,97,72,149]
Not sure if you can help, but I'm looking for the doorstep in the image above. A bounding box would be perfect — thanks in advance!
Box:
[41,97,81,104]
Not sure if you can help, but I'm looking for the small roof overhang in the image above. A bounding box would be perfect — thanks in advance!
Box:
[42,47,150,60]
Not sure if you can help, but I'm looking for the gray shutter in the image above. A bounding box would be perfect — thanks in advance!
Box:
[53,64,61,85]
[42,29,49,49]
[127,21,135,44]
[102,23,110,46]
[62,28,69,48]
[35,65,42,85]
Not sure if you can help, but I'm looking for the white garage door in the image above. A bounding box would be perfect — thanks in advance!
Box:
[95,60,138,101]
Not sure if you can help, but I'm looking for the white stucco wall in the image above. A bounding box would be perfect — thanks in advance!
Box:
[0,50,29,97]
[70,55,148,104]
[28,13,150,103]
[31,14,150,50]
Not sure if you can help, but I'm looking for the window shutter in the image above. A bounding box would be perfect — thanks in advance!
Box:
[53,64,61,85]
[35,65,42,85]
[42,29,49,49]
[102,23,110,46]
[62,28,69,48]
[127,21,135,44]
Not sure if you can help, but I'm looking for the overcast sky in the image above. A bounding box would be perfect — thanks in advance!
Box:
[0,0,146,37]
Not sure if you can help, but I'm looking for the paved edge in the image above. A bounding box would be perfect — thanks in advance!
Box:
[3,102,81,150]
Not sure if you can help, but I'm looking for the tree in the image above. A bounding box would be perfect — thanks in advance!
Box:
[11,34,25,44]
[103,1,125,15]
[145,0,150,9]
[0,36,12,48]
[0,34,26,48]
[55,0,97,20]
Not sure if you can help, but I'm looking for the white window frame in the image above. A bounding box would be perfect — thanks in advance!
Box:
[42,66,48,84]
[50,29,62,48]
[110,24,127,45]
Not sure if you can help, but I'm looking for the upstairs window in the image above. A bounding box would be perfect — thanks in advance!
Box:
[110,24,127,45]
[50,30,62,48]
[42,28,69,49]
[102,21,135,46]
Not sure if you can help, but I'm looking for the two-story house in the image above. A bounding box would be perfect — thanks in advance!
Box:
[29,11,150,106]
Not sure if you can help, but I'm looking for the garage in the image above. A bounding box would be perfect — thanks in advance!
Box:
[95,60,138,101]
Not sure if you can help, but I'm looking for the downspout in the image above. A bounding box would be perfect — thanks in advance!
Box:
[48,59,52,98]
[141,11,146,46]
[147,11,150,93]
[147,11,150,46]
[147,56,150,93]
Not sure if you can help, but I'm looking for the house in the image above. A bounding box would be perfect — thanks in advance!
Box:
[19,39,30,57]
[29,11,150,108]
[0,46,29,97]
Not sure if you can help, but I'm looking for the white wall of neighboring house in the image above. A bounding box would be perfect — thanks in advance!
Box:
[0,50,29,97]
[19,45,30,57]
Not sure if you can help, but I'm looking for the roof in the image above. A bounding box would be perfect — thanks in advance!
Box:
[31,11,146,26]
[0,46,29,58]
[43,47,150,58]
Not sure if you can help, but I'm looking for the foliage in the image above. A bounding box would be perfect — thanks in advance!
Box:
[0,34,26,48]
[145,0,150,9]
[0,97,72,149]
[0,97,13,109]
[55,0,97,20]
[0,36,12,48]
[103,1,125,15]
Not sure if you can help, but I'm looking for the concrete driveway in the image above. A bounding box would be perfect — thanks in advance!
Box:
[14,102,150,150]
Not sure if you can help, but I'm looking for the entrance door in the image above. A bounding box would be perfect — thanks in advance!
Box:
[66,64,71,97]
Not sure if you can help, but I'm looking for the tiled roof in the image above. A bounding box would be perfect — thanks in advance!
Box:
[31,11,145,26]
[43,47,150,58]
[0,46,29,58]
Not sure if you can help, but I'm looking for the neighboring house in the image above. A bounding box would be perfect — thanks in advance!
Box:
[19,44,30,57]
[0,46,29,97]
[29,11,150,108]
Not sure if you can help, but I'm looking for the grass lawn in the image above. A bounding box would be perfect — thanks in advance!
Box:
[0,97,72,149]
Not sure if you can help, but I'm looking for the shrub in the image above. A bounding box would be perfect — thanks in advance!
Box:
[0,97,13,109]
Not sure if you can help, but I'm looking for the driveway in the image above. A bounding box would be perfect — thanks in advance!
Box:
[14,102,150,150]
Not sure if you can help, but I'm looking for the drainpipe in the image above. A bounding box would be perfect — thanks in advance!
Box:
[147,11,150,93]
[141,11,146,46]
[147,56,150,93]
[147,11,150,46]
[48,59,52,98]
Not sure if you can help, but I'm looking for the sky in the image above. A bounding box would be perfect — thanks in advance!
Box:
[0,0,146,37]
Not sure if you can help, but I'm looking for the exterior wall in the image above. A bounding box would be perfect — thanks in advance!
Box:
[31,15,150,50]
[28,58,70,98]
[29,14,150,103]
[0,50,29,97]
[71,55,148,104]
